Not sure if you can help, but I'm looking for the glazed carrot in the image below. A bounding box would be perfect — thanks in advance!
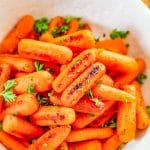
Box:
[0,94,39,121]
[56,141,68,150]
[28,125,71,150]
[52,30,95,53]
[67,19,79,34]
[30,106,75,126]
[66,127,113,142]
[1,15,34,53]
[68,140,102,150]
[53,50,96,93]
[94,49,138,73]
[18,39,73,64]
[72,101,115,128]
[0,64,11,112]
[49,16,64,32]
[0,54,35,73]
[39,32,54,42]
[96,38,127,54]
[89,103,117,127]
[0,130,27,150]
[61,63,105,107]
[14,71,53,94]
[114,58,146,88]
[102,133,122,150]
[49,91,62,105]
[132,81,150,129]
[15,72,28,78]
[117,85,136,143]
[92,84,136,102]
[2,115,43,140]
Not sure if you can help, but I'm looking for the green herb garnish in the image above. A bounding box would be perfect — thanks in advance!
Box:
[79,22,85,30]
[146,105,150,117]
[110,29,129,39]
[118,146,122,150]
[86,90,93,98]
[95,36,100,42]
[64,16,73,24]
[27,84,36,95]
[48,92,53,97]
[61,146,65,150]
[91,98,102,107]
[37,95,49,106]
[136,73,147,84]
[34,60,44,71]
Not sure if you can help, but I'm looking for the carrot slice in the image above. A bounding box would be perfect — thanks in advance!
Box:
[66,127,113,142]
[53,50,96,93]
[30,106,75,126]
[18,39,73,64]
[61,62,105,107]
[2,115,43,140]
[28,125,71,150]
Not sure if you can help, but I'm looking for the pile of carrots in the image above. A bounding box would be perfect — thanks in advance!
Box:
[0,15,149,150]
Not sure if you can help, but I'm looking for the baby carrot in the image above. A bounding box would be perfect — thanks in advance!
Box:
[0,94,39,121]
[28,125,71,150]
[52,30,95,53]
[53,50,96,93]
[30,106,76,126]
[102,133,122,150]
[15,72,28,78]
[0,54,35,73]
[92,84,136,102]
[14,71,53,94]
[2,115,43,140]
[94,49,138,73]
[61,62,105,107]
[67,19,79,34]
[68,140,102,150]
[0,130,27,150]
[1,15,34,54]
[39,32,54,42]
[117,85,136,143]
[56,141,68,150]
[18,39,73,64]
[66,127,113,142]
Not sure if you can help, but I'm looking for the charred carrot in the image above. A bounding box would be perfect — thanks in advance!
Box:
[28,125,71,150]
[1,15,34,53]
[2,115,43,140]
[66,127,113,142]
[0,54,35,72]
[30,106,75,126]
[117,85,136,143]
[14,71,53,94]
[53,50,96,93]
[56,141,68,150]
[0,94,39,121]
[52,30,95,53]
[18,39,73,64]
[102,133,122,150]
[0,130,27,150]
[61,62,105,107]
[67,19,79,34]
[96,38,127,54]
[68,140,102,150]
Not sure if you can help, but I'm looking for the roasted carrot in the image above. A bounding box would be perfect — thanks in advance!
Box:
[67,19,79,34]
[0,130,27,150]
[132,81,150,129]
[0,94,39,121]
[2,115,43,140]
[68,140,102,150]
[66,127,113,142]
[15,72,28,78]
[96,38,127,54]
[52,30,95,53]
[102,133,122,150]
[0,54,35,73]
[30,106,75,126]
[92,84,136,102]
[72,101,115,128]
[61,62,105,107]
[53,50,96,93]
[14,71,53,94]
[94,49,138,73]
[117,85,136,143]
[39,32,54,42]
[28,125,71,150]
[56,141,68,150]
[89,102,117,127]
[1,15,34,53]
[18,39,73,64]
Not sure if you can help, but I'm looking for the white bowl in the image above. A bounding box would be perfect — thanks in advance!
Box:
[0,0,150,150]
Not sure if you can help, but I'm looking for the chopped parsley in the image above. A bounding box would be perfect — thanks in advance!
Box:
[86,79,90,84]
[110,29,129,39]
[136,73,147,84]
[95,36,100,42]
[91,98,102,107]
[48,92,53,97]
[64,16,73,24]
[102,118,117,128]
[146,105,150,117]
[27,84,36,95]
[86,90,93,98]
[34,17,49,34]
[34,60,44,71]
[37,95,49,106]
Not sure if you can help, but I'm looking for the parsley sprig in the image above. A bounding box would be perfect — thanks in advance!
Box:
[34,60,44,71]
[110,29,129,39]
[0,80,16,102]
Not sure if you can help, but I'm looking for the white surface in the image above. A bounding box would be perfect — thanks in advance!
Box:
[0,0,150,150]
